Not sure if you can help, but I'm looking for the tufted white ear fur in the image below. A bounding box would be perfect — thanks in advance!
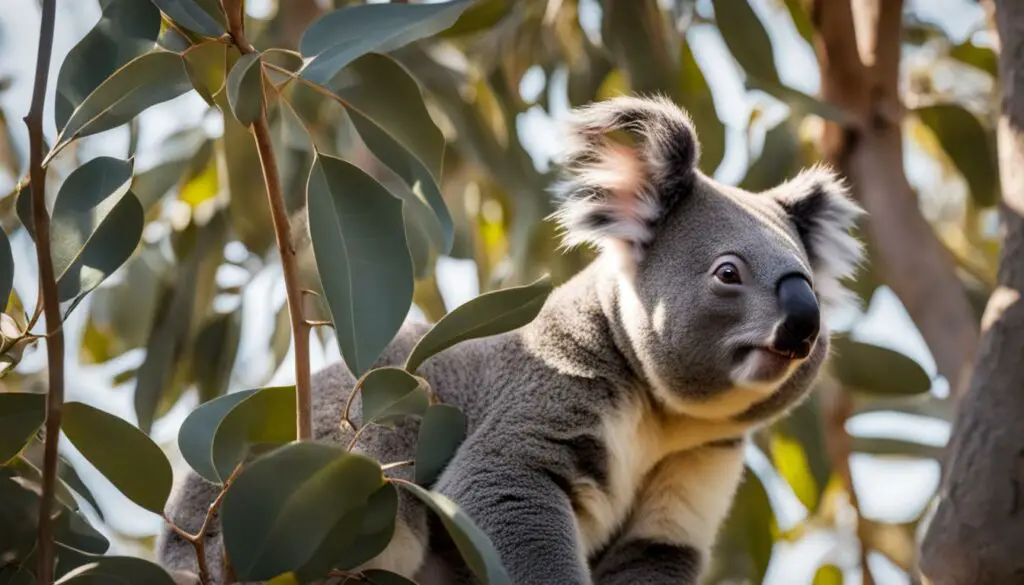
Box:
[549,96,700,261]
[772,164,866,310]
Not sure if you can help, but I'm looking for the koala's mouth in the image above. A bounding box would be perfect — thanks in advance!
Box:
[732,346,802,388]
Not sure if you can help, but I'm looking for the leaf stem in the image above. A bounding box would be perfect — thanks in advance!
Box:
[25,0,65,582]
[223,0,313,442]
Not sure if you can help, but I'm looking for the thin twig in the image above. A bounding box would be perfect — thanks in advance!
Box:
[306,319,333,328]
[25,0,65,582]
[222,0,313,441]
[342,372,372,432]
[381,460,414,472]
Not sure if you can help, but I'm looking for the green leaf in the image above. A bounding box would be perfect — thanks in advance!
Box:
[54,0,161,132]
[415,404,467,486]
[131,127,207,209]
[749,78,856,124]
[439,0,511,38]
[360,367,429,428]
[61,401,172,514]
[184,41,228,106]
[307,154,413,376]
[226,51,264,127]
[676,39,725,175]
[151,0,227,38]
[711,0,780,84]
[212,386,297,482]
[783,0,814,45]
[398,481,512,585]
[58,458,104,521]
[950,41,998,76]
[194,309,242,403]
[0,393,45,465]
[769,432,819,511]
[850,436,944,460]
[54,554,177,585]
[813,564,844,585]
[831,335,932,396]
[56,50,192,150]
[741,120,800,193]
[178,389,257,483]
[50,156,144,315]
[715,468,775,584]
[355,570,419,585]
[220,443,385,580]
[299,0,475,85]
[0,231,14,331]
[771,391,830,512]
[916,104,999,207]
[405,275,552,372]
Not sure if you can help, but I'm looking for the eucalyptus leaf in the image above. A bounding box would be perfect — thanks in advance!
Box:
[54,554,177,585]
[178,389,258,483]
[0,392,45,465]
[211,386,297,482]
[151,0,227,38]
[711,0,780,84]
[916,103,999,207]
[415,404,467,486]
[831,335,932,396]
[61,401,172,514]
[220,443,384,580]
[360,367,430,428]
[813,564,844,585]
[299,0,475,85]
[58,458,104,521]
[184,41,228,106]
[405,276,552,372]
[194,309,242,403]
[950,41,998,76]
[0,228,14,329]
[714,468,774,584]
[355,570,419,585]
[307,154,413,376]
[226,51,264,127]
[740,121,800,193]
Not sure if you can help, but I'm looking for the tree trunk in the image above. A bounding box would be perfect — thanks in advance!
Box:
[918,2,1024,582]
[811,0,979,394]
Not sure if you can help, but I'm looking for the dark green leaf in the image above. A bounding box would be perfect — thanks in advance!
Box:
[299,0,475,85]
[307,154,413,376]
[405,276,551,372]
[194,308,242,403]
[178,389,258,483]
[740,120,800,193]
[50,157,144,315]
[0,226,14,316]
[851,436,944,460]
[439,0,511,38]
[360,367,429,428]
[356,570,418,585]
[783,0,814,45]
[151,0,227,38]
[677,40,725,175]
[831,335,932,396]
[916,104,999,207]
[54,554,177,585]
[212,386,297,482]
[950,41,998,76]
[184,41,227,106]
[398,481,512,585]
[61,401,172,514]
[415,404,466,486]
[0,392,45,465]
[54,0,160,131]
[226,51,264,127]
[15,180,34,239]
[771,391,830,512]
[711,0,780,84]
[220,443,384,580]
[714,468,774,584]
[58,458,104,521]
[56,51,192,149]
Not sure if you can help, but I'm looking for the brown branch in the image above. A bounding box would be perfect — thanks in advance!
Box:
[222,0,313,441]
[25,0,66,582]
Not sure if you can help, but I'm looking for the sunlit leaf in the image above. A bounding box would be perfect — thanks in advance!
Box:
[712,0,780,84]
[56,51,192,149]
[405,275,551,372]
[950,41,998,76]
[0,393,45,465]
[415,404,466,486]
[212,386,297,482]
[783,0,814,45]
[916,104,999,207]
[360,367,429,428]
[813,564,844,585]
[226,51,264,127]
[183,41,228,106]
[131,127,207,209]
[152,0,227,38]
[220,443,384,580]
[299,0,475,85]
[54,0,160,132]
[307,154,413,376]
[831,335,932,396]
[176,139,219,207]
[398,481,512,585]
[61,401,172,514]
[440,0,511,38]
[769,432,820,511]
[54,554,177,585]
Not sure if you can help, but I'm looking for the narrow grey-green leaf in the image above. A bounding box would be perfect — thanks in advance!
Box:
[226,51,264,127]
[916,104,999,207]
[299,0,475,85]
[61,401,172,514]
[56,51,192,149]
[749,78,856,125]
[178,389,258,483]
[151,0,227,38]
[184,41,228,106]
[54,554,177,585]
[711,0,780,84]
[360,367,429,428]
[415,404,467,486]
[58,458,104,521]
[194,308,242,403]
[831,335,932,396]
[0,393,45,465]
[398,481,512,585]
[220,443,384,580]
[0,227,13,316]
[307,154,413,376]
[54,0,161,132]
[740,121,800,193]
[405,276,552,372]
[50,156,141,311]
[211,386,297,482]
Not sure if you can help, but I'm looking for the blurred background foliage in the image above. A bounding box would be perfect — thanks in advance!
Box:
[0,0,1001,583]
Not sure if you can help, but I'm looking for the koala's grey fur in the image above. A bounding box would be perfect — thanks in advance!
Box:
[159,95,864,585]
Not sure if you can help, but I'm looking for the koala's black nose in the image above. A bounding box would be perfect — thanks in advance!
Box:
[774,275,820,359]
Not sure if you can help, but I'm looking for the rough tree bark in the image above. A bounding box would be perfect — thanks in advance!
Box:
[918,2,1024,582]
[811,0,979,394]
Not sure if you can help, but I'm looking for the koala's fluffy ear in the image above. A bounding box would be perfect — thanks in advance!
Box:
[773,164,866,309]
[550,96,699,257]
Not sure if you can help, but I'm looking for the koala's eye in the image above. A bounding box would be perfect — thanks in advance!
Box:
[714,262,742,285]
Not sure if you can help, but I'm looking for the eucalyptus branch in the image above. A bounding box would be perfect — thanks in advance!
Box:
[222,0,313,441]
[25,0,66,582]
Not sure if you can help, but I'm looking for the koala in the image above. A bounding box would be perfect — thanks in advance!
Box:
[159,95,864,585]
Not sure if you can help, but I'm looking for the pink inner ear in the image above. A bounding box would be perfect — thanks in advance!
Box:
[589,143,648,220]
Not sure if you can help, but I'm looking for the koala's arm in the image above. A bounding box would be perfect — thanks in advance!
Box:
[591,443,745,585]
[432,422,592,585]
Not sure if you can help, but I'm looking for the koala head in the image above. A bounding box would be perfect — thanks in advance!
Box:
[551,96,864,421]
